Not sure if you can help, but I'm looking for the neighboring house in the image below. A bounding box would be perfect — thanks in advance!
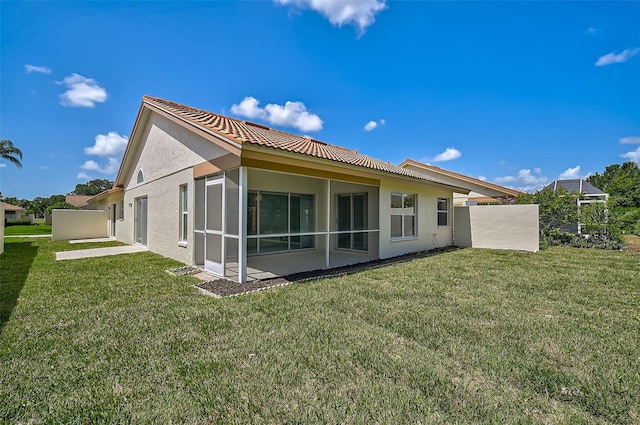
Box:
[544,179,608,205]
[88,96,471,282]
[544,179,609,233]
[399,159,522,206]
[2,202,27,220]
[65,194,93,208]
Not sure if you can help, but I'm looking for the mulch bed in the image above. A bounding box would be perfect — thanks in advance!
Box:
[622,235,640,253]
[196,247,460,297]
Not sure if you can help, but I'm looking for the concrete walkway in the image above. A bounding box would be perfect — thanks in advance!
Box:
[69,237,116,244]
[4,234,52,238]
[56,245,149,261]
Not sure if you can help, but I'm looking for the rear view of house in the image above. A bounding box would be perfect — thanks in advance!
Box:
[88,96,471,282]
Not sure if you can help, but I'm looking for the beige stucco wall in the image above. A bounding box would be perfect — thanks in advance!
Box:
[379,179,454,259]
[123,113,230,189]
[52,209,108,241]
[453,207,472,247]
[92,192,125,240]
[123,168,193,264]
[115,111,234,265]
[454,205,539,252]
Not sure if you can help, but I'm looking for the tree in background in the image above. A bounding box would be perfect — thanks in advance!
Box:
[587,161,640,235]
[72,179,113,196]
[0,140,23,168]
[516,187,578,235]
[587,161,640,208]
[516,187,622,249]
[44,201,78,215]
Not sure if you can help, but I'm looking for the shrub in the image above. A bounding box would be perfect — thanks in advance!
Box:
[5,218,32,226]
[615,208,640,234]
[542,228,622,250]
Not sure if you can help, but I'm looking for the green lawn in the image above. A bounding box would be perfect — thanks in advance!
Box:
[1,238,638,424]
[3,223,52,235]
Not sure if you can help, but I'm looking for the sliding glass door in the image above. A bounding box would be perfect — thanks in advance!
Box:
[337,193,367,251]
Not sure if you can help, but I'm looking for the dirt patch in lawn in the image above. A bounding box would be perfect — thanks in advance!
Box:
[622,235,640,252]
[196,247,460,297]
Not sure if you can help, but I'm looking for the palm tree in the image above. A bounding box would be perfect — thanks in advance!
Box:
[0,139,23,168]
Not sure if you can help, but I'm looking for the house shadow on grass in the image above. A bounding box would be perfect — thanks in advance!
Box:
[197,246,466,297]
[0,241,39,335]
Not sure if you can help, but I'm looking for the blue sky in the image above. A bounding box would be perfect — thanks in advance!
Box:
[1,1,639,199]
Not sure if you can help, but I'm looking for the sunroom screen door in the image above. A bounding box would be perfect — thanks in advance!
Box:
[204,178,224,275]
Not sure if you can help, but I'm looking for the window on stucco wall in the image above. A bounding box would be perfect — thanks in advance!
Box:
[391,192,416,238]
[437,198,449,226]
[179,184,188,243]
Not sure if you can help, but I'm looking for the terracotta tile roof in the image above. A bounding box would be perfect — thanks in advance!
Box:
[65,195,93,207]
[142,96,467,191]
[2,202,26,211]
[400,158,521,197]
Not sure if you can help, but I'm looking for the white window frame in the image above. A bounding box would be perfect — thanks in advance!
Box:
[391,192,417,239]
[179,184,188,243]
[437,198,449,227]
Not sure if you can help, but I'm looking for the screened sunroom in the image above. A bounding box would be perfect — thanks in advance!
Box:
[194,167,380,282]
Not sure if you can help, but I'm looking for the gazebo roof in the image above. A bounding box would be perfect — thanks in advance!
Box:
[545,179,607,196]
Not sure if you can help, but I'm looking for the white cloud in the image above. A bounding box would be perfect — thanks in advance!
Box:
[622,146,640,163]
[58,73,108,107]
[275,0,387,36]
[265,102,323,132]
[595,48,640,66]
[431,148,461,162]
[495,175,516,183]
[620,136,640,144]
[231,96,323,132]
[478,176,487,181]
[79,131,127,177]
[0,163,6,168]
[495,168,548,192]
[84,132,129,158]
[230,96,265,119]
[77,172,91,180]
[585,27,599,36]
[364,119,385,131]
[25,64,52,74]
[559,165,582,179]
[80,158,119,175]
